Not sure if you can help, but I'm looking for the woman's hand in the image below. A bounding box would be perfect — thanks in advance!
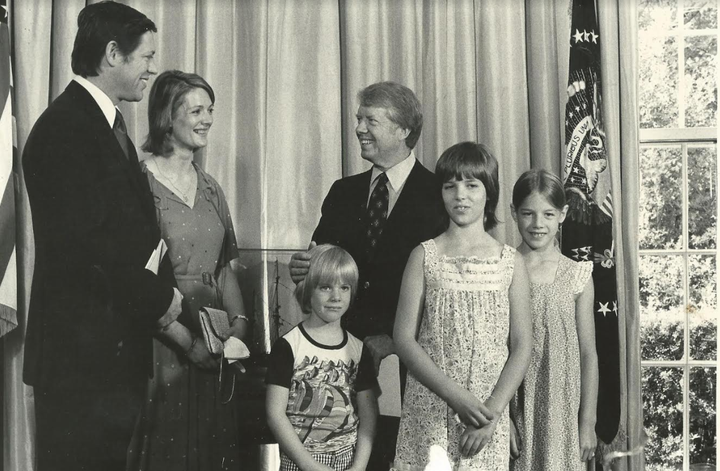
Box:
[186,338,219,370]
[579,421,597,462]
[449,390,495,428]
[459,420,497,457]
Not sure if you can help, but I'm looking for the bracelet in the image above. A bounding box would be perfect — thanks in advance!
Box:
[230,314,249,324]
[184,337,199,356]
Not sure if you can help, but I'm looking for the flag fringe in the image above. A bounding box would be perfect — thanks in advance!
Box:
[566,191,613,225]
[597,427,647,468]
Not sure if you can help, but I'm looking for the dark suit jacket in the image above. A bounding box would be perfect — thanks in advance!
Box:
[23,81,175,392]
[312,160,446,339]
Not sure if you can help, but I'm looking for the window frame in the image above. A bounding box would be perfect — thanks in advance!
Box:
[638,2,718,468]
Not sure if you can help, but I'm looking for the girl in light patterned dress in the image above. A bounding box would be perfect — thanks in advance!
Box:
[392,142,532,471]
[509,169,598,470]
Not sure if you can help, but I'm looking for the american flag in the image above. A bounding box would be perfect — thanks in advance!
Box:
[561,0,621,459]
[0,0,18,338]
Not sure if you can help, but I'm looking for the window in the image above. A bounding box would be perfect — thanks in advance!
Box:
[638,1,718,469]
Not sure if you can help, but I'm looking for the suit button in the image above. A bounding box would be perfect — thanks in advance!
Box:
[363,281,370,289]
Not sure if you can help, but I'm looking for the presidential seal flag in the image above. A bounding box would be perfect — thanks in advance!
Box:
[0,0,18,338]
[561,0,622,459]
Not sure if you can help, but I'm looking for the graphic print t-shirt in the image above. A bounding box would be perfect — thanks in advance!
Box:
[266,323,377,453]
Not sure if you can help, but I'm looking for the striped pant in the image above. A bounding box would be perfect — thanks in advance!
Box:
[280,444,355,471]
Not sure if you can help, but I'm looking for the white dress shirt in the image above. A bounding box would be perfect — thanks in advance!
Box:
[74,75,117,128]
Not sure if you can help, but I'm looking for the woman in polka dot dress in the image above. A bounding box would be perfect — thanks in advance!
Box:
[126,71,247,471]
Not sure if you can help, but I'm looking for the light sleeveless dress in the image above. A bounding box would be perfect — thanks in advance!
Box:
[511,256,593,471]
[393,239,516,471]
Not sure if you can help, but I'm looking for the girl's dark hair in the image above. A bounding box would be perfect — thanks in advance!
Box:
[294,245,359,315]
[512,169,566,210]
[142,70,215,156]
[435,141,500,230]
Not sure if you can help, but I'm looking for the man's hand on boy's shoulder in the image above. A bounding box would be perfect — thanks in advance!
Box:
[289,241,317,284]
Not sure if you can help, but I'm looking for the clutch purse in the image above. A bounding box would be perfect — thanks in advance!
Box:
[198,307,251,361]
[199,307,230,356]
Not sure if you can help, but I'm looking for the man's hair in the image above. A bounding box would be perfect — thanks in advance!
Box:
[294,245,359,315]
[71,1,157,77]
[143,70,215,157]
[358,81,423,149]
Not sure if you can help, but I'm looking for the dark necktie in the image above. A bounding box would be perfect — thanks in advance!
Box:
[113,110,130,160]
[365,172,389,259]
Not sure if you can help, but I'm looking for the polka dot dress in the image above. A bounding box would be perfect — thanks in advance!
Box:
[127,163,241,471]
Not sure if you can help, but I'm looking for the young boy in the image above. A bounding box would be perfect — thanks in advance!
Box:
[266,245,378,471]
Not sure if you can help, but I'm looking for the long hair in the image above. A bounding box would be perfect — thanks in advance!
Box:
[142,70,215,156]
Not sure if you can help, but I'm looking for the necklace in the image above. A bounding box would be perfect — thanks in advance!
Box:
[155,159,195,203]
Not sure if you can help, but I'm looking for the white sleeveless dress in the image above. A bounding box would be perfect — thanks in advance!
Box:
[393,239,516,471]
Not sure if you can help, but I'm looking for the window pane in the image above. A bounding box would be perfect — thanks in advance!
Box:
[690,255,718,360]
[690,367,717,466]
[640,255,685,360]
[640,36,679,128]
[685,35,717,127]
[643,366,684,470]
[688,145,718,249]
[640,0,678,31]
[639,146,683,250]
[685,0,718,29]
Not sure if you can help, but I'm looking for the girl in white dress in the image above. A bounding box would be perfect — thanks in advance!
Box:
[509,169,598,470]
[392,142,532,470]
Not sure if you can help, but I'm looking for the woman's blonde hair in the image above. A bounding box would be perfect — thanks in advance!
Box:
[294,245,359,315]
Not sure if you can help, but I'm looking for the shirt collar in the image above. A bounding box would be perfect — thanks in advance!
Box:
[371,151,416,191]
[74,76,117,128]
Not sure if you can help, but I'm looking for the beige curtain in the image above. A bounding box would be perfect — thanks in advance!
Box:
[5,0,643,469]
[597,0,644,469]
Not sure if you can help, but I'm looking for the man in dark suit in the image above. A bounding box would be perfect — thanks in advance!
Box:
[290,81,445,469]
[22,3,184,470]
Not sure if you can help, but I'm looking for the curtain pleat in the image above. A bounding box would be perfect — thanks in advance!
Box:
[525,0,570,176]
[474,0,531,246]
[4,0,643,469]
[597,0,644,469]
[5,0,53,468]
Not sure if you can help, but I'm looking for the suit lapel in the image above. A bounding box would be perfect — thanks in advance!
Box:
[68,82,156,221]
[384,161,425,228]
[69,82,135,168]
[374,161,433,256]
[356,169,373,218]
